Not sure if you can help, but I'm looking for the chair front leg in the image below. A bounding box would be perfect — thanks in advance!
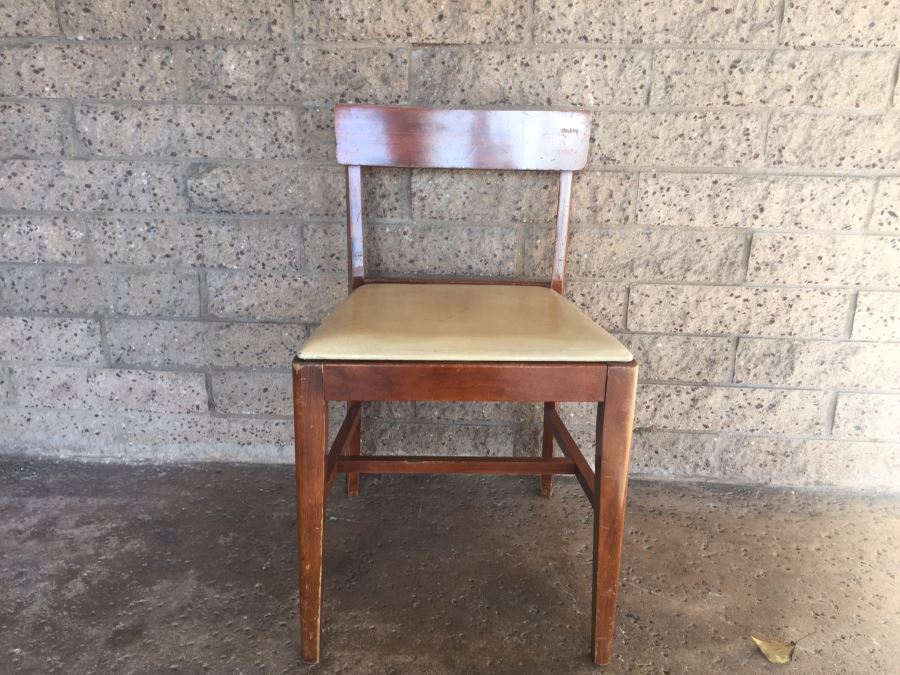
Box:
[591,361,638,665]
[293,361,327,663]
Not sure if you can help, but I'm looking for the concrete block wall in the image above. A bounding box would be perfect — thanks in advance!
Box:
[1,0,898,489]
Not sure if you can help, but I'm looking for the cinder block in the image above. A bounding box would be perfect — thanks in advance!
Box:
[0,160,185,212]
[297,0,527,43]
[852,292,900,341]
[120,412,293,462]
[833,393,900,440]
[367,224,518,277]
[415,402,539,424]
[0,266,200,317]
[0,408,122,458]
[0,0,894,486]
[0,0,58,37]
[636,384,828,434]
[573,428,872,480]
[651,50,894,109]
[617,333,732,383]
[0,215,89,263]
[13,366,208,414]
[412,170,634,226]
[572,172,636,226]
[0,102,70,156]
[719,437,900,489]
[555,402,595,429]
[212,370,291,417]
[359,167,411,220]
[735,338,900,390]
[296,109,336,163]
[781,0,900,47]
[206,271,346,321]
[534,0,780,45]
[528,228,746,282]
[412,170,556,224]
[91,217,302,270]
[637,173,872,231]
[748,233,900,286]
[591,112,766,168]
[59,0,290,40]
[0,317,104,364]
[871,178,900,233]
[364,401,417,421]
[187,164,322,216]
[302,222,346,274]
[184,45,408,104]
[0,44,176,99]
[314,221,520,278]
[411,48,649,106]
[630,430,723,478]
[565,281,628,329]
[363,421,525,456]
[187,164,407,219]
[75,104,297,159]
[525,229,555,277]
[107,319,306,368]
[767,113,900,170]
[628,284,850,337]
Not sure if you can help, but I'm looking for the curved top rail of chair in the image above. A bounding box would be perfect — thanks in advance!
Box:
[335,104,592,171]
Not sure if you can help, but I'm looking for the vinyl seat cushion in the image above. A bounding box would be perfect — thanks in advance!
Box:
[298,283,632,363]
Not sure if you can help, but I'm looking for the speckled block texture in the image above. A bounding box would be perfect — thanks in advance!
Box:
[0,0,899,490]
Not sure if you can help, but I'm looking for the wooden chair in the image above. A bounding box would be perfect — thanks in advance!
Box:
[292,104,639,666]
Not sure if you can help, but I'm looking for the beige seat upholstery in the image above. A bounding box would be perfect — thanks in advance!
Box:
[298,283,632,362]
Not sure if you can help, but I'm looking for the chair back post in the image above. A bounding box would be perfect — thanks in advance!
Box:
[345,164,365,291]
[335,104,591,294]
[551,170,573,294]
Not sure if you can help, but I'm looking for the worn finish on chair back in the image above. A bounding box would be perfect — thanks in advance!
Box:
[336,105,591,170]
[334,104,592,293]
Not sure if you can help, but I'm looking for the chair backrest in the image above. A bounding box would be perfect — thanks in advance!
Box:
[334,104,592,293]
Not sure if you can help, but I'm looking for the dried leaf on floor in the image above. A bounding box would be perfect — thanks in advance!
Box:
[751,635,796,664]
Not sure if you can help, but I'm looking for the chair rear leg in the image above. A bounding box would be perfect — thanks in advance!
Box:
[293,361,327,663]
[591,362,638,665]
[540,402,555,497]
[346,400,360,496]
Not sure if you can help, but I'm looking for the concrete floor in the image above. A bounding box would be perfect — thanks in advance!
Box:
[0,457,897,674]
